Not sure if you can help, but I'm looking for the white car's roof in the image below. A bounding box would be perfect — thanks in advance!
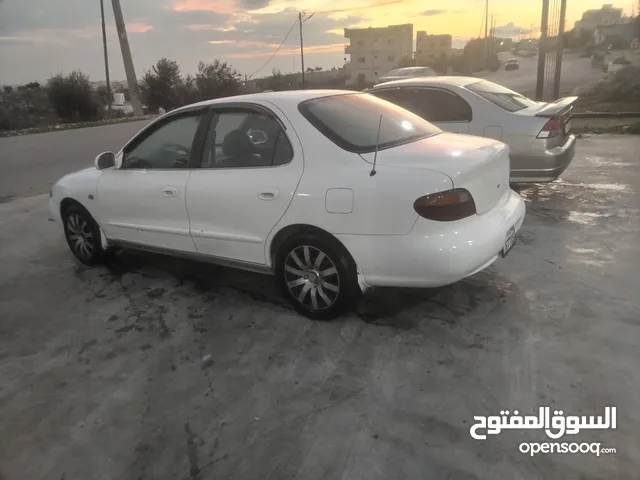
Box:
[173,89,355,113]
[371,76,482,89]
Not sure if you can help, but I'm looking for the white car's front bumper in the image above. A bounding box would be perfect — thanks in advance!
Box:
[337,189,526,288]
[49,195,61,223]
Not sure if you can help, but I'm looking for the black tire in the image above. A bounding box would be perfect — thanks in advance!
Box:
[62,204,105,265]
[276,233,360,320]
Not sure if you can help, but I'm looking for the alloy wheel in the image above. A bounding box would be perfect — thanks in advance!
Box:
[66,213,95,261]
[284,245,340,311]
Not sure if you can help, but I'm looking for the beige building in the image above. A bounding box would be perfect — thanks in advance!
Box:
[415,31,453,65]
[344,24,413,85]
[574,4,623,33]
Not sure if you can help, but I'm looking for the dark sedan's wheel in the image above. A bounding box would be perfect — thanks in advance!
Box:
[63,205,105,265]
[276,233,359,320]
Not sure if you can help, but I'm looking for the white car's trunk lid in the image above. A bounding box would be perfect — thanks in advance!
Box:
[360,132,510,215]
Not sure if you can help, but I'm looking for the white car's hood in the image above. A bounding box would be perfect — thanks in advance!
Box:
[54,166,101,191]
[360,133,511,214]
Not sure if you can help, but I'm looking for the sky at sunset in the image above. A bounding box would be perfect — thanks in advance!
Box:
[0,0,633,85]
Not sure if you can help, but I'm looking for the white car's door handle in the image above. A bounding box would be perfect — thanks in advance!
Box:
[258,189,280,201]
[162,187,178,197]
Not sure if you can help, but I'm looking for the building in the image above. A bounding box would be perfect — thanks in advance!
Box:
[594,21,637,47]
[415,31,452,65]
[574,4,623,33]
[344,24,413,86]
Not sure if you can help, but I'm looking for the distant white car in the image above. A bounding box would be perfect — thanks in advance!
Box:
[50,90,525,319]
[370,77,577,183]
[376,66,438,84]
[505,58,520,70]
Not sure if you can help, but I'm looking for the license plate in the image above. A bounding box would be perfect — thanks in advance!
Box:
[502,226,516,258]
[564,120,572,134]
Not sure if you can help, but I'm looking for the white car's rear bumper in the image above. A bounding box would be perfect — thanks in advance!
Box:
[338,189,526,288]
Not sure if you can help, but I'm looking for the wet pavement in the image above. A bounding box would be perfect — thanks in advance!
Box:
[0,135,639,479]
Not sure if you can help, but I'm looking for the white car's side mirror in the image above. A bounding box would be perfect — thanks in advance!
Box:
[95,151,116,170]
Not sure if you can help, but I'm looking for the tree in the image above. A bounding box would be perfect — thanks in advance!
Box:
[139,58,184,112]
[178,74,200,106]
[195,59,241,100]
[432,53,450,74]
[96,84,111,108]
[306,67,314,73]
[463,38,498,71]
[46,70,102,123]
[2,86,12,94]
[314,66,322,71]
[262,69,286,91]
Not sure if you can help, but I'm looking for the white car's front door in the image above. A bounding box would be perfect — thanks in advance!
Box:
[96,109,208,252]
[185,105,303,265]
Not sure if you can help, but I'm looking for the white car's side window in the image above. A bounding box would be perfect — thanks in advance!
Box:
[200,109,293,169]
[122,112,203,170]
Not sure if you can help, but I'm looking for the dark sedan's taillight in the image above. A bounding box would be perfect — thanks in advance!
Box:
[413,189,477,222]
[537,116,563,139]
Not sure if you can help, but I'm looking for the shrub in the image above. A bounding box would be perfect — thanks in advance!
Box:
[46,70,103,123]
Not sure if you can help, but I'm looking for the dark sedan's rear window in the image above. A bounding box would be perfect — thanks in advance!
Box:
[298,93,441,154]
[467,80,538,112]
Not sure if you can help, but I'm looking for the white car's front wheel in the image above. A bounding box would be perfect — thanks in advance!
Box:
[276,233,359,320]
[62,204,105,265]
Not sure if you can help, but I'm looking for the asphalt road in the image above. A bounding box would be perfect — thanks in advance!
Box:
[486,51,607,98]
[0,120,151,201]
[1,135,639,479]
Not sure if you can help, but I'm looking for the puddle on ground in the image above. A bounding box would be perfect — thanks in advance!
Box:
[584,156,634,168]
[566,244,613,268]
[566,211,612,225]
[556,182,629,192]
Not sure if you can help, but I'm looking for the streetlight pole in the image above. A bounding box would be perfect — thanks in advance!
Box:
[111,0,143,116]
[299,12,305,88]
[299,12,315,89]
[100,0,112,119]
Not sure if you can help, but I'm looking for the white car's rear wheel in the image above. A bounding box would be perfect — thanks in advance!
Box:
[62,205,105,265]
[277,233,359,320]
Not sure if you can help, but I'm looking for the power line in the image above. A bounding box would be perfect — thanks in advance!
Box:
[248,16,299,79]
[313,0,404,14]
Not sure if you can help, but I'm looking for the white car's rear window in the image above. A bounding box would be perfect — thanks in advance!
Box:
[467,80,538,112]
[298,93,441,153]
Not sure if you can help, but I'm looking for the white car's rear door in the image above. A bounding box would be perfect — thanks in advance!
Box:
[185,104,303,265]
[96,109,208,252]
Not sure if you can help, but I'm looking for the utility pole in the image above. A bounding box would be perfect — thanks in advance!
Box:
[553,0,568,100]
[536,0,550,101]
[484,0,489,67]
[111,0,143,116]
[299,12,305,89]
[100,0,112,119]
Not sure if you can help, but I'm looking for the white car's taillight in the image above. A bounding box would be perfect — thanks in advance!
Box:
[536,116,563,139]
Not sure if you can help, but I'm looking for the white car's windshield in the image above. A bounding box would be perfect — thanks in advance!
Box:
[467,80,538,112]
[299,93,441,153]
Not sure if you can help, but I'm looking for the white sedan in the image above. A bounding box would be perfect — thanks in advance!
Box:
[50,90,526,319]
[368,77,577,183]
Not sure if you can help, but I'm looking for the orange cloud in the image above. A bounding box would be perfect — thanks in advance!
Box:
[188,24,237,31]
[128,22,154,33]
[172,0,238,15]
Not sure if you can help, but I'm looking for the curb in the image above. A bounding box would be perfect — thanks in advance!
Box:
[0,115,158,138]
